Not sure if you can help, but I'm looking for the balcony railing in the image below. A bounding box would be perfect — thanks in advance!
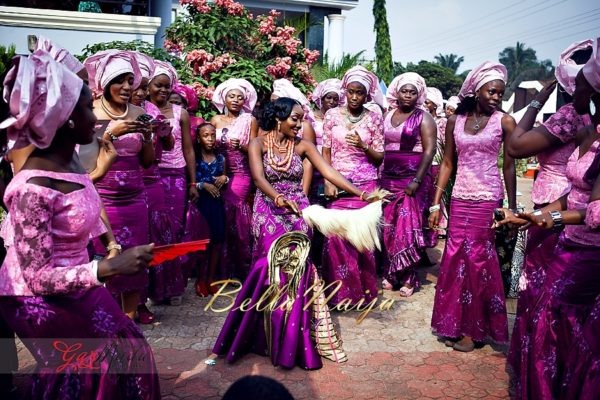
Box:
[0,1,150,16]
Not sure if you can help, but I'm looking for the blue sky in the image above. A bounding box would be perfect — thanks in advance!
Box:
[342,0,598,73]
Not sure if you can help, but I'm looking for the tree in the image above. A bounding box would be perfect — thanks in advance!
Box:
[393,61,463,98]
[499,42,555,94]
[311,51,367,81]
[157,1,318,118]
[434,53,464,74]
[373,0,393,84]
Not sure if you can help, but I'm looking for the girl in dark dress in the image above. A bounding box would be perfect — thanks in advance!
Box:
[193,123,227,296]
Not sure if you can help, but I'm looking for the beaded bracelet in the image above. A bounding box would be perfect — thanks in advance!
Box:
[429,204,441,213]
[106,129,118,141]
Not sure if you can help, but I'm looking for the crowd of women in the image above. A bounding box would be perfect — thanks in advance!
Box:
[0,33,597,399]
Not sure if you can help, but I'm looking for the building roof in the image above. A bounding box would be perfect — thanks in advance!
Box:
[239,0,359,11]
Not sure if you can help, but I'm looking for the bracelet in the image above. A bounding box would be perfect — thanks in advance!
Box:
[106,129,118,141]
[360,190,367,201]
[528,100,543,110]
[429,204,441,213]
[142,133,154,144]
[189,182,198,188]
[362,144,369,152]
[412,177,422,185]
[274,193,284,207]
[549,210,564,231]
[106,242,122,253]
[531,209,543,216]
[196,182,203,190]
[224,176,230,184]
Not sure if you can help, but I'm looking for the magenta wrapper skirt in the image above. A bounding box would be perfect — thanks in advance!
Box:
[95,156,149,295]
[0,287,160,399]
[144,165,184,301]
[322,180,378,306]
[430,198,508,343]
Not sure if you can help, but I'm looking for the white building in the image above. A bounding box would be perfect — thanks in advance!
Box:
[0,0,357,62]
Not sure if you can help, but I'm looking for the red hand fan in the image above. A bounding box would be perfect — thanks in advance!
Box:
[149,239,210,267]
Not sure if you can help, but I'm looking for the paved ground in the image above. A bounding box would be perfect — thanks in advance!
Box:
[12,178,535,399]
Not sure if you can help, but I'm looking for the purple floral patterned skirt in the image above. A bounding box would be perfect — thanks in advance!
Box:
[517,238,600,400]
[430,198,508,343]
[381,151,431,288]
[221,171,253,281]
[507,208,560,392]
[0,287,159,399]
[144,165,184,302]
[95,156,149,295]
[159,167,188,281]
[322,180,378,306]
[561,296,600,400]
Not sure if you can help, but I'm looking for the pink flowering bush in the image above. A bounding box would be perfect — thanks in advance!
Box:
[165,0,319,117]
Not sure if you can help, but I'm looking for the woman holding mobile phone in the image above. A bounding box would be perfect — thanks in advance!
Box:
[84,50,155,321]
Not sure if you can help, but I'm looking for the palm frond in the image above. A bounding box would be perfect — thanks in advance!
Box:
[310,51,367,81]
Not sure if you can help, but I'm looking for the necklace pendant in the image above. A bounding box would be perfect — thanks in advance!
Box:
[473,123,480,132]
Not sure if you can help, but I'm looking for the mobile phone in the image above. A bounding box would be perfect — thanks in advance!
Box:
[493,208,505,222]
[136,114,153,123]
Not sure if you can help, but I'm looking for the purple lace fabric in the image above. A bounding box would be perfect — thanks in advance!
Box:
[159,104,186,169]
[564,139,600,246]
[586,199,600,229]
[251,152,309,259]
[216,113,253,279]
[322,107,384,183]
[452,111,504,202]
[533,103,591,204]
[0,170,104,296]
[313,117,324,152]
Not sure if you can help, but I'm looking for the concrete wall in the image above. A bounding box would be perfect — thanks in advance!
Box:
[0,6,160,55]
[0,26,155,56]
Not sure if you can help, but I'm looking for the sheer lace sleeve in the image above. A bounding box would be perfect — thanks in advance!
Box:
[11,186,101,295]
[322,110,335,149]
[370,113,385,152]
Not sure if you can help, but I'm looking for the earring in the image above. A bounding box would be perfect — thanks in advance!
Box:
[68,119,75,129]
[277,121,281,132]
[590,97,597,116]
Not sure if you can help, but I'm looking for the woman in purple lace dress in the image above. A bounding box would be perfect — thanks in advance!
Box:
[144,61,193,310]
[210,79,259,281]
[84,50,155,321]
[0,51,159,400]
[212,97,376,369]
[429,62,517,352]
[499,41,600,399]
[321,66,385,306]
[380,73,436,296]
[503,39,593,396]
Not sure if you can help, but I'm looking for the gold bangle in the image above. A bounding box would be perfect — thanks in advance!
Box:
[274,193,284,207]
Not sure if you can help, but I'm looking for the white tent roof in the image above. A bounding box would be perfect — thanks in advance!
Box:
[506,80,558,123]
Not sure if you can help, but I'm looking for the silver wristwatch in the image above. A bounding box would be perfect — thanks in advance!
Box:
[548,210,564,231]
[528,100,543,110]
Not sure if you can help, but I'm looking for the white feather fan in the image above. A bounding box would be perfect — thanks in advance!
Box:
[302,198,385,253]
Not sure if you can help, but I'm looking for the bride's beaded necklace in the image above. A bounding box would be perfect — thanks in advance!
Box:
[265,130,294,172]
